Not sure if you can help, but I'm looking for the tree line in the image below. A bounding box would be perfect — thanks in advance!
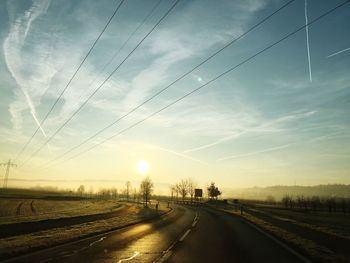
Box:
[280,194,350,213]
[169,179,222,202]
[75,177,154,207]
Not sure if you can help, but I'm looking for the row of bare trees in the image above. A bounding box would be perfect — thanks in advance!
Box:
[170,178,196,202]
[281,194,350,213]
[74,177,154,207]
[169,180,223,203]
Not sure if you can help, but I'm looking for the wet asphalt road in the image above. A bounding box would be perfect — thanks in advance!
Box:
[5,205,307,263]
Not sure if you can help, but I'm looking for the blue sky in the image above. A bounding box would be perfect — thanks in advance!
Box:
[0,0,349,192]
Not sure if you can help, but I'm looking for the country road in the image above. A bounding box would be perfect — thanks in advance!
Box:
[4,205,308,263]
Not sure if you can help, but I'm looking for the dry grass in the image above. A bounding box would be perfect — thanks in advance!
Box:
[220,207,348,263]
[250,206,350,240]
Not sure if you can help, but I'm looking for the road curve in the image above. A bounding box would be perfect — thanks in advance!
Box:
[166,206,308,263]
[4,205,196,263]
[4,205,309,263]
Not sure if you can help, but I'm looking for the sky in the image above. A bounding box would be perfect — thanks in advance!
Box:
[0,0,349,194]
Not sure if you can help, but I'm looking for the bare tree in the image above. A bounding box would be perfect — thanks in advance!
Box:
[140,177,153,207]
[170,185,176,202]
[178,179,188,201]
[133,188,137,202]
[175,184,180,201]
[187,178,196,203]
[125,181,131,201]
[111,188,118,200]
[77,185,85,196]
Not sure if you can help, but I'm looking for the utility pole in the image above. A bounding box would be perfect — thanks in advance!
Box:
[1,159,17,188]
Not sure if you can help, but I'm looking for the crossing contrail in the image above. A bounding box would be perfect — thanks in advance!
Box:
[305,0,312,82]
[327,47,350,58]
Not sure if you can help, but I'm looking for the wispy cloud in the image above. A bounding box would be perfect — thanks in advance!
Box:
[327,47,350,58]
[216,143,291,162]
[183,111,317,153]
[4,0,51,136]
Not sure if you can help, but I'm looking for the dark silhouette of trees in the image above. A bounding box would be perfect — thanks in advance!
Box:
[311,196,321,211]
[207,182,221,200]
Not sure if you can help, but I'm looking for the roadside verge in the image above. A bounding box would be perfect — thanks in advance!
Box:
[207,204,348,263]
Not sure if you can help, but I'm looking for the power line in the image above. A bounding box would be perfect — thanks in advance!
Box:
[19,0,181,167]
[52,0,350,166]
[14,0,126,162]
[84,0,163,95]
[42,0,296,167]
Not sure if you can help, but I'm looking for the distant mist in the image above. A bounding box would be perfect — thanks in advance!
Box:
[226,184,350,201]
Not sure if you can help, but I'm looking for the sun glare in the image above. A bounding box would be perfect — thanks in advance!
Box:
[137,160,149,175]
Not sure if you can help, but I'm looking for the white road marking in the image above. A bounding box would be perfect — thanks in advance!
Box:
[154,209,198,262]
[89,236,106,247]
[192,220,197,227]
[179,229,191,242]
[117,251,140,263]
[158,250,173,263]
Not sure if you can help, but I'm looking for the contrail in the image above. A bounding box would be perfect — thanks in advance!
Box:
[3,0,50,137]
[22,89,47,137]
[305,0,312,82]
[147,144,208,166]
[216,144,291,162]
[183,131,247,154]
[327,47,350,58]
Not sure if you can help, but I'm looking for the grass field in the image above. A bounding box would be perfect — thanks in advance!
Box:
[247,205,350,240]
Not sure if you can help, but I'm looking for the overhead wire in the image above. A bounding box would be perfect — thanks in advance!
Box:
[14,0,126,162]
[49,0,350,167]
[41,0,296,167]
[84,0,163,94]
[19,0,181,167]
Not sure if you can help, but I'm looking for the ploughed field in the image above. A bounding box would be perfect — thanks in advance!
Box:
[0,198,121,224]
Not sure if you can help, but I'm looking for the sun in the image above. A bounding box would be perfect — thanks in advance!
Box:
[137,160,149,175]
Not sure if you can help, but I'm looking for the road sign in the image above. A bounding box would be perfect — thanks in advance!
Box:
[194,188,202,198]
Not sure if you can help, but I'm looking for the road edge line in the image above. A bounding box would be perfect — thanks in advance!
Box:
[215,207,312,263]
[154,207,198,263]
